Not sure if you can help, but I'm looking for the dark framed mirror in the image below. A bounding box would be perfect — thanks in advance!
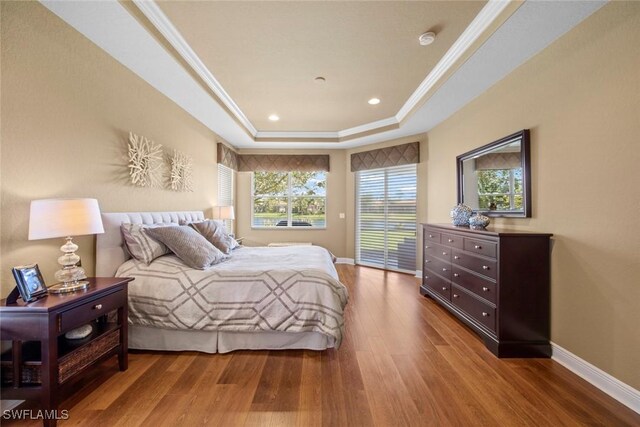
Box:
[457,129,531,218]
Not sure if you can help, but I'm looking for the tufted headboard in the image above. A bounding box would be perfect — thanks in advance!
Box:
[96,211,205,276]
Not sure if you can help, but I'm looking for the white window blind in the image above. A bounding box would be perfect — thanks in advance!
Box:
[218,164,234,232]
[356,164,417,273]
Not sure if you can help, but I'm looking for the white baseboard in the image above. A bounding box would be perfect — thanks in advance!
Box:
[551,342,640,414]
[415,270,422,278]
[336,258,355,265]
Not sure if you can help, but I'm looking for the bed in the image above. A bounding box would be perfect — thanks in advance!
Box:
[96,211,348,353]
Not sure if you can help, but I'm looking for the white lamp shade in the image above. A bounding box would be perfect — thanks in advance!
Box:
[29,198,105,240]
[212,205,235,220]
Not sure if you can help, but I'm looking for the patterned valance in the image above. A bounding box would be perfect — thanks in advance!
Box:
[475,152,521,170]
[350,142,420,172]
[217,143,239,171]
[238,154,330,172]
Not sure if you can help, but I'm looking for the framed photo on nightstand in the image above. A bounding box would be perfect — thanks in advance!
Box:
[12,263,48,303]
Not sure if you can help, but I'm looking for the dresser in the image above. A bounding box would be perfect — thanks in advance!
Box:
[421,223,552,357]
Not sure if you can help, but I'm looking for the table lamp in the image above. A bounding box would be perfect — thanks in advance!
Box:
[212,205,235,232]
[28,198,104,293]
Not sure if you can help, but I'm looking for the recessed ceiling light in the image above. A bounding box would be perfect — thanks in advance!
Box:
[314,76,326,83]
[268,114,279,121]
[419,31,436,46]
[368,98,381,105]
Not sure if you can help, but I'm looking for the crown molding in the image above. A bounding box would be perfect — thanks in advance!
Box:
[132,0,258,137]
[396,0,513,123]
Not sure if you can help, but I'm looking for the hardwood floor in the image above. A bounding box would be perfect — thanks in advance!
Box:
[4,265,639,426]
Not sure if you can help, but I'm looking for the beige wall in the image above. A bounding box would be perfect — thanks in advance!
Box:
[0,2,221,294]
[423,2,640,389]
[236,149,347,258]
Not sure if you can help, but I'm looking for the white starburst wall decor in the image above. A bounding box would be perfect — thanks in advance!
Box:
[170,149,194,192]
[128,132,163,187]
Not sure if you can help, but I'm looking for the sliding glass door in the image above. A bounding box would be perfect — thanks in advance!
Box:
[356,164,417,273]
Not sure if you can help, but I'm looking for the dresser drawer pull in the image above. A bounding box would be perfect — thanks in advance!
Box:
[442,287,447,291]
[428,234,434,238]
[453,273,459,277]
[442,268,448,272]
[442,251,447,256]
[482,265,490,270]
[474,245,482,249]
[454,255,460,260]
[482,312,489,317]
[453,294,459,298]
[448,239,454,243]
[425,245,430,249]
[425,260,430,263]
[482,287,489,292]
[93,304,103,310]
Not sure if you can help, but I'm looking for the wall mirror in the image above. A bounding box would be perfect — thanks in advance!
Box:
[457,129,531,218]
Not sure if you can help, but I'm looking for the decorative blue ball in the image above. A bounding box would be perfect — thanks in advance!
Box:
[450,204,473,226]
[469,213,490,229]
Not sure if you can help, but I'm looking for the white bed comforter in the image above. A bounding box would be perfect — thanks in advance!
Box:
[115,246,349,347]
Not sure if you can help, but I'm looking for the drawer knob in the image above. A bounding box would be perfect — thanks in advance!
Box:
[429,234,434,238]
[425,245,430,249]
[453,294,459,298]
[453,273,459,277]
[442,268,448,272]
[474,245,482,249]
[482,312,489,317]
[442,287,447,291]
[482,265,489,270]
[454,255,460,260]
[448,239,453,243]
[482,287,489,292]
[93,304,103,310]
[442,251,447,256]
[425,260,430,263]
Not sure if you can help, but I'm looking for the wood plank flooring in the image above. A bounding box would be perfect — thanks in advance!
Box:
[4,265,639,426]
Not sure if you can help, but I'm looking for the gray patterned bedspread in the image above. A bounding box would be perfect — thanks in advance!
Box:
[115,246,349,346]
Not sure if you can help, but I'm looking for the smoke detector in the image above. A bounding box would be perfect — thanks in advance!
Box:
[419,32,436,46]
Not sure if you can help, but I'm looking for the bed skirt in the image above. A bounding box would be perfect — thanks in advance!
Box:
[128,325,336,353]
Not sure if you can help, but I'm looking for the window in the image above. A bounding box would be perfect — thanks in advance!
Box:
[217,164,234,232]
[477,168,523,210]
[252,171,326,228]
[356,164,416,273]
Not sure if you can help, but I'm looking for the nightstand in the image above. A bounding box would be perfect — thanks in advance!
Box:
[0,277,133,426]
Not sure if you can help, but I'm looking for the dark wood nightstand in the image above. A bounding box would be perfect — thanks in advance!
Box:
[0,277,133,426]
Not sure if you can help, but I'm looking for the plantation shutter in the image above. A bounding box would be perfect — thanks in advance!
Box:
[356,163,417,273]
[218,164,234,232]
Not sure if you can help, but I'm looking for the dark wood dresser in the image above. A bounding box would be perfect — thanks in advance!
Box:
[421,223,552,357]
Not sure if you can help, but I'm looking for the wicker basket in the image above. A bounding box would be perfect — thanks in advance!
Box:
[1,329,120,385]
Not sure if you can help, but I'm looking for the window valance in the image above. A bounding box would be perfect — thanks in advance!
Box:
[217,143,329,172]
[350,142,420,172]
[239,154,330,172]
[217,143,239,171]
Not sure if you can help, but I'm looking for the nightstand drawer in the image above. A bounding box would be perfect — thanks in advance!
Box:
[59,290,125,333]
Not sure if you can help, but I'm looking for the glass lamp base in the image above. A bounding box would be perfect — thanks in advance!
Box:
[48,280,90,294]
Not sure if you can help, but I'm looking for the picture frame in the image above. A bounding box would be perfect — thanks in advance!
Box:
[12,263,48,303]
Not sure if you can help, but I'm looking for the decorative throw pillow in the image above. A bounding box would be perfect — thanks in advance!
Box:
[145,225,227,269]
[192,220,239,254]
[121,223,173,265]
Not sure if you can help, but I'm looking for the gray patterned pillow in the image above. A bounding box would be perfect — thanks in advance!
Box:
[121,223,173,265]
[145,225,227,269]
[192,220,238,254]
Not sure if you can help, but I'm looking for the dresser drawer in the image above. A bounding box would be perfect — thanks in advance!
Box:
[424,257,452,281]
[452,250,497,280]
[59,290,125,333]
[424,228,441,244]
[423,271,451,301]
[464,237,497,258]
[452,266,496,304]
[441,233,464,249]
[425,242,451,262]
[451,285,496,333]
